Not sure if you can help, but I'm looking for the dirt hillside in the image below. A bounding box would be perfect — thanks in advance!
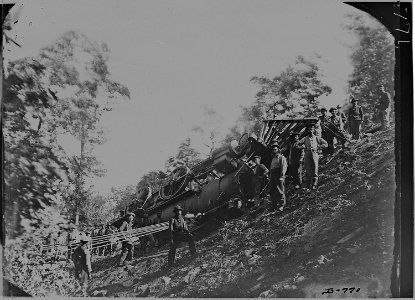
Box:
[87,128,395,298]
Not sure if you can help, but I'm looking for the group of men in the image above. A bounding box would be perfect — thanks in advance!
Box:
[253,122,328,212]
[116,206,196,268]
[71,205,196,295]
[251,88,392,211]
[70,88,392,295]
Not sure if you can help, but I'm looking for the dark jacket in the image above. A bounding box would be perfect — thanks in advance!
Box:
[73,245,92,275]
[288,143,304,164]
[254,164,269,177]
[348,105,364,121]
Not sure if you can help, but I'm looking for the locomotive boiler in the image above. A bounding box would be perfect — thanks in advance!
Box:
[111,137,257,228]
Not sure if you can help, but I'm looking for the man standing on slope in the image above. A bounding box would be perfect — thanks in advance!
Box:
[296,123,328,190]
[268,141,287,211]
[72,235,92,297]
[377,84,392,130]
[167,205,196,268]
[348,98,364,140]
[118,212,136,267]
[252,155,269,207]
[287,132,304,189]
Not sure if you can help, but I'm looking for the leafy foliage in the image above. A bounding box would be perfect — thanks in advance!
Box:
[250,56,332,119]
[136,170,168,191]
[32,31,130,222]
[109,185,138,216]
[345,14,395,112]
[227,56,332,140]
[191,107,225,156]
[165,138,203,173]
[83,194,117,225]
[3,58,68,237]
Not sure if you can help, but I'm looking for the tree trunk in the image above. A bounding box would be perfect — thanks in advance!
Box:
[75,125,86,224]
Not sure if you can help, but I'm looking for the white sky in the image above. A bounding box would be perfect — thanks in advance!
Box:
[5,0,372,194]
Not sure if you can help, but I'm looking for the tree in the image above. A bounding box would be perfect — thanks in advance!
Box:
[165,138,202,173]
[3,58,68,238]
[236,56,332,138]
[83,193,117,225]
[108,185,137,217]
[191,106,225,157]
[251,55,332,117]
[34,31,130,223]
[345,14,395,114]
[136,170,168,192]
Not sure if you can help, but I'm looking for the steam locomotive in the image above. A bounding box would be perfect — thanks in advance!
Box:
[111,136,257,229]
[110,117,347,230]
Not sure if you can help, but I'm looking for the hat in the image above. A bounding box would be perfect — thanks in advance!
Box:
[306,123,316,130]
[126,212,135,217]
[270,140,280,148]
[173,205,184,212]
[320,107,327,112]
[336,105,342,109]
[80,235,91,243]
[351,98,358,103]
[329,107,336,112]
[253,155,261,159]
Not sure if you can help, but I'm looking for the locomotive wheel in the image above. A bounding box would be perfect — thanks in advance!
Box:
[159,166,191,200]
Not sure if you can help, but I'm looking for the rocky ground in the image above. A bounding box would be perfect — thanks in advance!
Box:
[85,128,395,298]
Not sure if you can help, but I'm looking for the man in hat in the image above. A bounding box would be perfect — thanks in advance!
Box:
[322,107,338,155]
[106,224,116,256]
[67,223,79,260]
[252,155,269,207]
[318,108,331,155]
[138,212,156,255]
[336,105,347,131]
[348,98,364,140]
[268,141,288,211]
[377,84,392,130]
[98,224,107,256]
[329,107,341,130]
[167,205,196,268]
[154,211,164,248]
[288,132,304,189]
[72,235,92,297]
[118,212,136,267]
[296,124,328,189]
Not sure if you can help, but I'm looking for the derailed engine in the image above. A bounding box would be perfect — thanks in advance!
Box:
[111,135,261,228]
